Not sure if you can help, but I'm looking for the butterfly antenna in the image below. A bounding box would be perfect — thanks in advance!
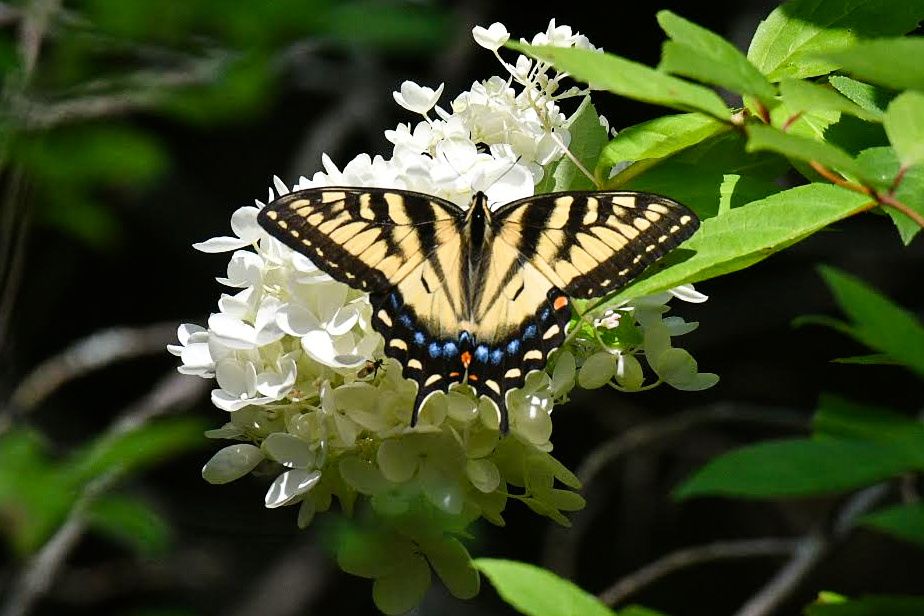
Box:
[480,154,524,209]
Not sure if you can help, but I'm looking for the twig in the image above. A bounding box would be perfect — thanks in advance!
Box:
[6,321,180,419]
[598,538,800,607]
[541,403,807,576]
[808,161,924,230]
[18,56,227,130]
[577,403,808,487]
[733,484,890,616]
[877,192,924,229]
[16,0,59,79]
[0,371,209,616]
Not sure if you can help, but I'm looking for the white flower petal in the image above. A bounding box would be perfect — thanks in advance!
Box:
[193,236,250,253]
[669,284,709,303]
[276,303,321,336]
[265,469,322,508]
[229,206,263,243]
[472,22,510,51]
[393,80,444,115]
[208,313,257,349]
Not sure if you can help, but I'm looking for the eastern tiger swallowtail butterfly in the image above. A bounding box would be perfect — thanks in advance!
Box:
[257,187,699,433]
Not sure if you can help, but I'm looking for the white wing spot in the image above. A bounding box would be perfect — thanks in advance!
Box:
[680,215,692,225]
[633,217,651,231]
[504,368,521,379]
[425,374,442,386]
[266,211,278,220]
[524,349,543,361]
[377,310,393,327]
[390,338,408,351]
[408,358,423,370]
[543,324,560,340]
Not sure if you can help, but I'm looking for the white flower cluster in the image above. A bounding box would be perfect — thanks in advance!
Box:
[170,19,716,611]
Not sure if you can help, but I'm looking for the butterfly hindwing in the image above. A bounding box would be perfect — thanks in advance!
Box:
[493,191,699,299]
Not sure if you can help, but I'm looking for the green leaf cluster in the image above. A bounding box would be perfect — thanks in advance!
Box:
[0,418,204,556]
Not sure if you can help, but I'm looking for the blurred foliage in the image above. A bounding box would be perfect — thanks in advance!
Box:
[0,418,205,556]
[1,0,450,250]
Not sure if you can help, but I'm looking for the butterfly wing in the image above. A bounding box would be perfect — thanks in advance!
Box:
[492,191,700,298]
[457,191,700,430]
[257,187,469,423]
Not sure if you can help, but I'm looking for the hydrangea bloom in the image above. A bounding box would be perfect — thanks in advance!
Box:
[172,20,717,613]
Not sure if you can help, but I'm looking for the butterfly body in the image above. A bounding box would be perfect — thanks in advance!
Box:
[257,187,699,433]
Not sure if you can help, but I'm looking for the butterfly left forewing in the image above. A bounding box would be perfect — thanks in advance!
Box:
[493,191,699,299]
[257,187,462,294]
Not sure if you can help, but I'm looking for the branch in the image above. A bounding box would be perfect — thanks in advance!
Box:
[733,484,890,616]
[577,403,807,486]
[598,538,800,607]
[18,56,226,130]
[6,322,180,420]
[0,371,208,616]
[808,161,924,230]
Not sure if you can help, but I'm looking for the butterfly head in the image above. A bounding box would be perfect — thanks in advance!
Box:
[464,191,493,247]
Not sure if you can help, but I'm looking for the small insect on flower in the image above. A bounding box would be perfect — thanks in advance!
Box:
[258,187,699,433]
[357,358,385,380]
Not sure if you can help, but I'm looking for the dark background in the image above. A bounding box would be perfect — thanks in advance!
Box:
[3,1,923,614]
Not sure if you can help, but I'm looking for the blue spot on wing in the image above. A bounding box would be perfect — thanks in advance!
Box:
[413,331,426,346]
[490,349,504,365]
[506,339,521,354]
[540,307,551,322]
[474,345,489,362]
[443,341,459,358]
[399,313,414,328]
[428,342,441,358]
[523,324,538,340]
[389,293,402,309]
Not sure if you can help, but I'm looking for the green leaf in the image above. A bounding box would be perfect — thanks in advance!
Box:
[855,148,924,244]
[884,91,924,167]
[829,76,895,116]
[509,43,731,121]
[86,494,171,557]
[675,438,912,500]
[745,123,865,181]
[550,96,608,191]
[474,558,617,616]
[597,112,730,178]
[805,596,924,616]
[420,536,480,599]
[657,11,776,105]
[780,78,882,122]
[861,504,924,547]
[821,38,924,92]
[813,395,924,468]
[617,132,786,218]
[818,265,924,378]
[372,552,431,615]
[608,184,869,303]
[747,0,924,80]
[69,418,206,484]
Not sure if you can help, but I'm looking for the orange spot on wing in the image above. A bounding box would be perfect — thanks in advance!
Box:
[460,351,472,368]
[468,374,479,381]
[554,295,569,310]
[449,371,461,378]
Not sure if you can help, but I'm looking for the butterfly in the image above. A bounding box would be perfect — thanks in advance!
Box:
[257,187,699,433]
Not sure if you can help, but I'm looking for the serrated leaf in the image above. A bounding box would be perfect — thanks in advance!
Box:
[747,0,924,81]
[86,494,171,557]
[821,38,924,92]
[819,265,924,378]
[860,503,924,548]
[884,91,924,167]
[607,184,869,303]
[745,123,865,181]
[657,11,776,105]
[616,131,786,218]
[509,42,730,120]
[780,78,882,122]
[855,148,924,244]
[552,96,608,191]
[597,112,729,178]
[829,76,895,116]
[675,438,912,500]
[475,558,616,616]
